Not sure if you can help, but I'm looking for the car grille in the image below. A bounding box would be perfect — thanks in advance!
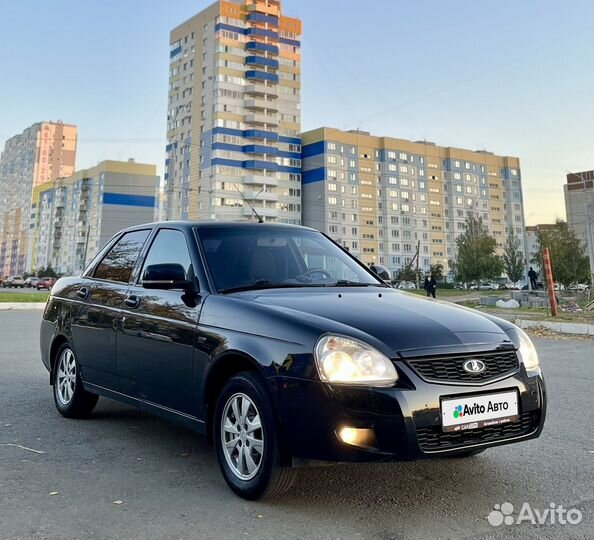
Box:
[407,350,519,384]
[416,411,538,452]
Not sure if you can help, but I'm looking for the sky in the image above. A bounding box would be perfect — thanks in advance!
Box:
[0,0,592,225]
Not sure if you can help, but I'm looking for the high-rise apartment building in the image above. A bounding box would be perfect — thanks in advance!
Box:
[31,160,159,275]
[564,170,593,245]
[525,223,557,273]
[565,170,594,278]
[0,121,77,275]
[164,0,302,223]
[302,128,526,277]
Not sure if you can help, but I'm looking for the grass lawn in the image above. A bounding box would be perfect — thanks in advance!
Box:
[0,292,49,303]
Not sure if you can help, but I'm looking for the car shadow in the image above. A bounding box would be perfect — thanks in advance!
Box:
[81,399,538,510]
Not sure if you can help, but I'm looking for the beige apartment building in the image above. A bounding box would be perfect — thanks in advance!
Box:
[31,160,159,276]
[164,0,302,223]
[302,127,526,278]
[0,121,77,276]
[564,170,593,245]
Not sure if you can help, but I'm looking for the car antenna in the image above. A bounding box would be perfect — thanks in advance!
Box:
[233,184,264,223]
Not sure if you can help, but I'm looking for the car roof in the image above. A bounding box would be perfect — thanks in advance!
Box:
[117,220,318,235]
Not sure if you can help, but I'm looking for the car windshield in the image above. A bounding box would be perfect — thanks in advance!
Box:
[197,226,384,293]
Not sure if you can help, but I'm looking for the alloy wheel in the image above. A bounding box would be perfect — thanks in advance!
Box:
[221,392,264,480]
[56,349,77,406]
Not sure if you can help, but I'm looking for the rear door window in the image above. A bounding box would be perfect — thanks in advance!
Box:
[93,230,150,283]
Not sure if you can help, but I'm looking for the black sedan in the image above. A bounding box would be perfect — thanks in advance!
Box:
[40,222,546,499]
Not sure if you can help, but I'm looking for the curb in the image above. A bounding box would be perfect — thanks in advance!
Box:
[516,318,594,336]
[0,303,47,311]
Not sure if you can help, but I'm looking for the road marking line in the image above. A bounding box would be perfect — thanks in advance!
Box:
[0,443,46,454]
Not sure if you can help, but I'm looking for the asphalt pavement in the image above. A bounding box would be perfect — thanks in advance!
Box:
[0,310,592,540]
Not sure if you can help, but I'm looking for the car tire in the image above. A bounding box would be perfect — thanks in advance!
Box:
[53,343,99,418]
[214,371,297,500]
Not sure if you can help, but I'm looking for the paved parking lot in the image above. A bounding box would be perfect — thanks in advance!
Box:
[1,310,592,540]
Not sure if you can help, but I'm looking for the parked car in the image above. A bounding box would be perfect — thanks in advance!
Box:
[40,222,546,500]
[568,282,589,291]
[37,277,57,290]
[4,275,26,288]
[25,276,40,288]
[471,282,499,291]
[397,280,417,290]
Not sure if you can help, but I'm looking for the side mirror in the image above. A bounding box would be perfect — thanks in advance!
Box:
[142,263,193,291]
[370,264,391,282]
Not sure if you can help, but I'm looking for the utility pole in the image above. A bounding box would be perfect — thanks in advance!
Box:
[415,240,420,289]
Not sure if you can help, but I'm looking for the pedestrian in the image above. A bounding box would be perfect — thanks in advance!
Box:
[424,272,437,298]
[528,267,538,290]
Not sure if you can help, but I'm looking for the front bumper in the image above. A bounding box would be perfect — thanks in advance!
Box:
[269,363,546,464]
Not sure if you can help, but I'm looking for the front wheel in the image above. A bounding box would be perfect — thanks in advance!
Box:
[214,372,296,500]
[53,343,98,418]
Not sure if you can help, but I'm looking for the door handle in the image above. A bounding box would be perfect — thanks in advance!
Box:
[76,287,89,299]
[124,295,140,308]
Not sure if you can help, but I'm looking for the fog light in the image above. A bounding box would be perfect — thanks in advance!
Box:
[338,426,375,448]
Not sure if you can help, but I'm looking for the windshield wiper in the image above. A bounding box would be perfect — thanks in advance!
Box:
[219,280,325,294]
[332,280,386,287]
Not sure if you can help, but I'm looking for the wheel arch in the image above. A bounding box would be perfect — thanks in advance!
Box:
[48,334,70,385]
[203,351,267,445]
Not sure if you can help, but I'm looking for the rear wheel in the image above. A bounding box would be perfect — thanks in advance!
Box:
[53,343,98,418]
[214,372,296,500]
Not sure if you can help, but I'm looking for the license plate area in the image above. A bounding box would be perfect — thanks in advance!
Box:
[441,389,519,432]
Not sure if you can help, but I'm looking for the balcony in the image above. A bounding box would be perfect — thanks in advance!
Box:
[245,70,279,84]
[243,129,279,141]
[245,83,278,98]
[243,160,278,171]
[246,27,278,40]
[247,12,279,26]
[244,190,278,202]
[243,175,279,186]
[246,56,279,70]
[245,98,279,112]
[246,1,279,16]
[245,41,279,56]
[242,206,277,218]
[243,144,278,156]
[244,112,278,127]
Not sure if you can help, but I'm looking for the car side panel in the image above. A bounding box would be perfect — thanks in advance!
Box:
[70,280,127,390]
[40,277,83,374]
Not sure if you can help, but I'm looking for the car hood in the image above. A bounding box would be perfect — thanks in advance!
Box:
[238,287,513,357]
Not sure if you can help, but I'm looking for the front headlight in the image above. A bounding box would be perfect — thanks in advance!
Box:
[314,335,398,387]
[516,327,540,370]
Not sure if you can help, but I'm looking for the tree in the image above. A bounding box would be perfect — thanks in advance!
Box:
[532,220,590,287]
[38,265,58,278]
[502,231,524,284]
[429,263,444,281]
[449,216,503,284]
[396,263,417,282]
